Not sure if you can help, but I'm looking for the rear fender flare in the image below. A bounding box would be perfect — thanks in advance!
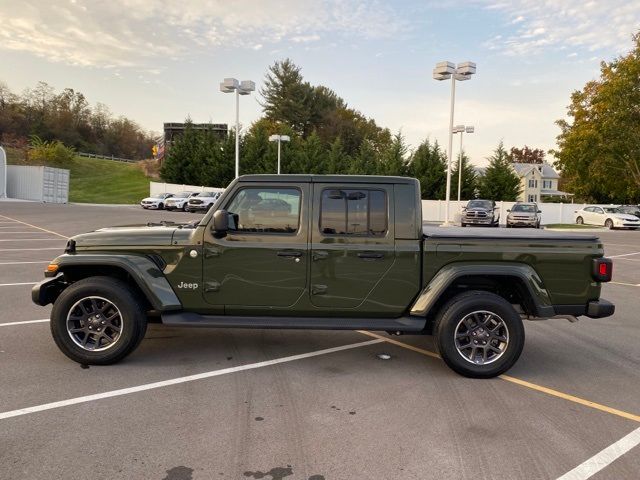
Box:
[410,262,554,318]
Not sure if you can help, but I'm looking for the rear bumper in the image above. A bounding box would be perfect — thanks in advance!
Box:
[553,299,615,319]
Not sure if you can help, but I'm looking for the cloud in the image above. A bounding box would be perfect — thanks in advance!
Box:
[0,0,406,68]
[480,0,640,56]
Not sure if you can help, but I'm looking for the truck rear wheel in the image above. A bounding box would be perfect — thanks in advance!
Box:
[434,291,524,378]
[50,276,147,365]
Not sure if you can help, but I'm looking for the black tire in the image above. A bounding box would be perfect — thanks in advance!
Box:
[158,202,164,210]
[461,223,466,227]
[576,216,584,225]
[434,291,525,378]
[50,277,147,365]
[506,224,511,228]
[605,218,614,229]
[182,202,188,212]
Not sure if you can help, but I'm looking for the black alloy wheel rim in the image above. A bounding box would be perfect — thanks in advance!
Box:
[454,310,509,365]
[66,296,123,352]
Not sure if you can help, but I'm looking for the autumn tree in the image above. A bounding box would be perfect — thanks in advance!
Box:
[509,145,545,164]
[553,34,640,203]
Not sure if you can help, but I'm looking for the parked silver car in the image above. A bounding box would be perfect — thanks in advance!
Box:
[506,202,542,228]
[164,191,199,211]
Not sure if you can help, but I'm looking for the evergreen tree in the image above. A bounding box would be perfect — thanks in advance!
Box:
[380,131,408,176]
[479,142,522,201]
[349,139,378,175]
[408,139,447,199]
[326,137,351,174]
[451,151,477,200]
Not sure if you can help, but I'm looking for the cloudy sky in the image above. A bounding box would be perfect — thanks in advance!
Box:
[1,0,639,165]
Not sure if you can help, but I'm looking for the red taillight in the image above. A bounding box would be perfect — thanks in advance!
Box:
[592,258,613,282]
[599,263,608,276]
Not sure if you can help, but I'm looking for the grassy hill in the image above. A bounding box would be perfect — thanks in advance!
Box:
[5,148,151,204]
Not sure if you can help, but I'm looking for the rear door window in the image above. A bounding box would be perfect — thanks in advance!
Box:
[320,189,387,236]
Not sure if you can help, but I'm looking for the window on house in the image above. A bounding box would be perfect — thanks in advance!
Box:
[542,180,552,189]
[320,189,387,236]
[528,194,538,202]
[528,179,538,188]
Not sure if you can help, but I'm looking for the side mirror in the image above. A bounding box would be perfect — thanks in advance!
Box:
[212,209,229,238]
[506,209,511,212]
[537,210,542,213]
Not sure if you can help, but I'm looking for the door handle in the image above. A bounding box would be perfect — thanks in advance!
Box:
[312,251,329,261]
[204,247,220,258]
[357,251,384,260]
[277,250,303,258]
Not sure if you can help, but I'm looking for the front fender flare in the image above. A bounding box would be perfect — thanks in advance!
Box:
[410,262,554,318]
[40,253,182,311]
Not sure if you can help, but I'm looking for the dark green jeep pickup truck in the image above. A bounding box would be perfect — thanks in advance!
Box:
[32,175,614,378]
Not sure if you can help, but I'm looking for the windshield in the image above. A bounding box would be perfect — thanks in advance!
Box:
[467,200,492,209]
[512,204,536,212]
[174,192,193,199]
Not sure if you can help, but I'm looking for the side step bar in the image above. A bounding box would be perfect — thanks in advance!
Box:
[161,312,426,332]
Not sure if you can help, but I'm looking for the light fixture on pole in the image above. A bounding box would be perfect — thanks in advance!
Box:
[433,61,476,225]
[452,125,474,202]
[220,77,255,179]
[269,134,291,174]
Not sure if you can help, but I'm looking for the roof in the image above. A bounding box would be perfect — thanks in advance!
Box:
[237,174,417,185]
[511,162,560,179]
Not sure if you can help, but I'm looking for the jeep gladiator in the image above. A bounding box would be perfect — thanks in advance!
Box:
[32,175,615,378]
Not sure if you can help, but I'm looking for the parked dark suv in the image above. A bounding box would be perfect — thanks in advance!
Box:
[461,199,499,227]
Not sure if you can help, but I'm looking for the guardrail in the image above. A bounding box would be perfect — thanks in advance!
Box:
[77,152,139,163]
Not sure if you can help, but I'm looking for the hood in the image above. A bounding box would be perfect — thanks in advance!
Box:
[72,222,196,248]
[612,213,640,221]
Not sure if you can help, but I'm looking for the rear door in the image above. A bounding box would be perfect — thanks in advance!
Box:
[310,183,395,310]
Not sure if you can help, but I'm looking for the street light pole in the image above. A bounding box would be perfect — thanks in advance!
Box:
[433,61,476,226]
[269,134,291,174]
[220,78,255,179]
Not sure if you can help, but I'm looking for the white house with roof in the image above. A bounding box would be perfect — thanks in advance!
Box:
[511,162,572,203]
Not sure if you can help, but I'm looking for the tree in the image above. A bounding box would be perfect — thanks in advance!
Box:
[451,151,477,200]
[480,142,522,201]
[380,131,408,176]
[509,145,545,164]
[553,34,640,203]
[407,139,447,199]
[260,59,313,136]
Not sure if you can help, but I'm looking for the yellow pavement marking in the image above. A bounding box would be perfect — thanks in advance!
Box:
[358,331,640,424]
[0,214,67,239]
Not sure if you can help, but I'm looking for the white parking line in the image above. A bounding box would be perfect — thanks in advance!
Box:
[0,261,48,265]
[0,247,62,251]
[609,252,640,258]
[0,239,63,242]
[0,319,49,327]
[556,426,640,480]
[0,214,68,239]
[610,281,640,287]
[0,282,36,287]
[0,338,384,420]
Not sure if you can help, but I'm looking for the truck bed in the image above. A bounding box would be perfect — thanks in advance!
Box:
[422,225,599,242]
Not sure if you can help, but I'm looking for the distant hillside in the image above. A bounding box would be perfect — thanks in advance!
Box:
[5,147,150,204]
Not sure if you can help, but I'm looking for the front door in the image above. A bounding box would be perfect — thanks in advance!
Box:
[202,183,309,309]
[310,183,395,310]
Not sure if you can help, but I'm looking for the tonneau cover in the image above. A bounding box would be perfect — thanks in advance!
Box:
[422,225,598,241]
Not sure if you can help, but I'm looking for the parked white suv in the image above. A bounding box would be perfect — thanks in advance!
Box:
[186,191,222,212]
[575,206,640,229]
[164,192,199,211]
[140,193,173,210]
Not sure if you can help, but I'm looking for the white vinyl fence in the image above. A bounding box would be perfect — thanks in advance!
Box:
[422,200,619,225]
[150,181,225,196]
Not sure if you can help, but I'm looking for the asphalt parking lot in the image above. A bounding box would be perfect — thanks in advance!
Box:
[0,202,638,480]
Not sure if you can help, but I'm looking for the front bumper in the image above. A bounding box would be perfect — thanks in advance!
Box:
[507,219,537,227]
[32,275,67,306]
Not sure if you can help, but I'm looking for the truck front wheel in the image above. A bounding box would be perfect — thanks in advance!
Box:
[434,291,524,378]
[50,277,148,365]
